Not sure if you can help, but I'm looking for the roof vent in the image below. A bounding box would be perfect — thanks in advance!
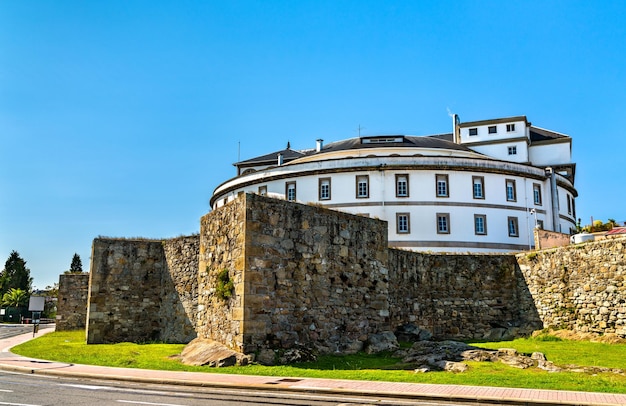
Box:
[316,139,324,152]
[277,153,283,166]
[361,136,404,144]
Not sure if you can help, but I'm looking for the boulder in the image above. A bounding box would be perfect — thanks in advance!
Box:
[179,338,252,367]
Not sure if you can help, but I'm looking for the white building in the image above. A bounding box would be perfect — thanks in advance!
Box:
[211,115,577,252]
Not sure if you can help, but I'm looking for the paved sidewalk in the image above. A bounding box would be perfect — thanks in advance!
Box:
[1,327,626,406]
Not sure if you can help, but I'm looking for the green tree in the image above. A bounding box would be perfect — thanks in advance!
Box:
[0,251,33,297]
[2,288,28,308]
[2,288,29,321]
[65,253,83,274]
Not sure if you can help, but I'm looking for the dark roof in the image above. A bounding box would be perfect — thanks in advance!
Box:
[235,147,307,167]
[529,126,569,143]
[313,134,473,155]
[235,133,475,167]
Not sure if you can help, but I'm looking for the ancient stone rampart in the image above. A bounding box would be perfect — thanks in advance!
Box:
[516,237,626,336]
[198,193,390,353]
[86,236,198,344]
[80,194,626,350]
[388,250,542,340]
[56,273,89,331]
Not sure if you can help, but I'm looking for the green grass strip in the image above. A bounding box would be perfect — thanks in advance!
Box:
[11,330,626,394]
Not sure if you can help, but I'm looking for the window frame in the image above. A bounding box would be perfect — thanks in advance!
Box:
[436,213,450,234]
[508,216,519,237]
[474,214,487,235]
[505,179,517,202]
[395,174,409,198]
[355,175,369,199]
[258,185,267,196]
[472,176,485,199]
[286,181,296,201]
[469,128,478,136]
[435,174,449,198]
[396,212,410,234]
[508,146,517,155]
[318,177,331,201]
[567,194,572,215]
[488,125,497,134]
[506,123,515,132]
[533,183,542,206]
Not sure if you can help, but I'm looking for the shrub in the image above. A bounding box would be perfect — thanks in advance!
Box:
[215,269,234,301]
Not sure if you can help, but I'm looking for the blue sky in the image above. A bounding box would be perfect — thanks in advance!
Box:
[1,1,625,289]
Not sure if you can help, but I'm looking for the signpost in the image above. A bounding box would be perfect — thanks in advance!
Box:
[28,297,45,336]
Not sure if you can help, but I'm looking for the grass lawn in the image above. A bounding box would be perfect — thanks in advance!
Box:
[11,330,626,394]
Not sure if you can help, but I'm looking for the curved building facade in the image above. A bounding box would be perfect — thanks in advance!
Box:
[211,115,577,252]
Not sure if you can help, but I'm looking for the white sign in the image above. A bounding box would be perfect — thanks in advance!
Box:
[28,296,45,312]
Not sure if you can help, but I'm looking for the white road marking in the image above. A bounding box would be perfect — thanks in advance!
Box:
[116,401,184,406]
[0,401,42,406]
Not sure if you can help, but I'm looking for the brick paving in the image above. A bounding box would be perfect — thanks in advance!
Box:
[2,326,626,405]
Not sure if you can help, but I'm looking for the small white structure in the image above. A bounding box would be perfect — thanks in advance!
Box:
[211,115,577,253]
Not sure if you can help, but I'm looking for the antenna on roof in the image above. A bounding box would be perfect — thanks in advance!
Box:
[238,141,240,162]
[287,141,291,149]
[357,125,365,137]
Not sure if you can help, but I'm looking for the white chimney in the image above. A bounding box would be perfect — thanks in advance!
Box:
[277,153,283,166]
[316,139,324,152]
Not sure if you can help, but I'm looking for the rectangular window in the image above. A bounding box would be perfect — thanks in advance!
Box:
[537,219,544,230]
[436,174,449,197]
[567,195,572,215]
[506,179,516,202]
[319,178,331,201]
[356,175,369,198]
[258,185,267,196]
[508,146,517,155]
[472,176,484,199]
[506,123,515,132]
[396,174,409,197]
[469,128,478,136]
[474,214,487,235]
[508,216,519,237]
[533,183,542,205]
[488,125,497,134]
[437,213,450,234]
[396,213,410,234]
[286,182,296,201]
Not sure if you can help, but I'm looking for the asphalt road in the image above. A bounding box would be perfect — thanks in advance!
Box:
[0,370,477,406]
[0,325,35,340]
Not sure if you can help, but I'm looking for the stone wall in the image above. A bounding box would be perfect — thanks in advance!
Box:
[80,194,626,350]
[242,194,390,354]
[197,196,247,350]
[56,273,89,331]
[162,236,199,343]
[388,250,542,340]
[198,193,390,354]
[86,236,198,344]
[516,237,626,336]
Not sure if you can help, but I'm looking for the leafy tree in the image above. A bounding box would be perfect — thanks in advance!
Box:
[0,251,33,297]
[65,253,83,274]
[2,288,28,308]
[2,288,29,321]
